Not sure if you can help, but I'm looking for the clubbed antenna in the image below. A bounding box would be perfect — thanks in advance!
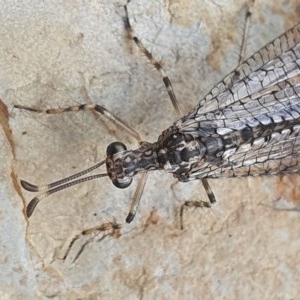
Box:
[21,160,108,217]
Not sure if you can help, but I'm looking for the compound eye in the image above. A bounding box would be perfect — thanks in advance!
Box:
[106,141,132,189]
[112,177,133,189]
[106,142,127,157]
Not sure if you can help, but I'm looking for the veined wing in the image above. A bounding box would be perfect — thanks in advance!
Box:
[177,73,300,136]
[173,26,300,179]
[180,22,300,121]
[175,72,300,179]
[182,123,300,180]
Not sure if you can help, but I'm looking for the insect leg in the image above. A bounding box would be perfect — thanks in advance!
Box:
[202,178,216,204]
[238,0,255,64]
[126,171,149,223]
[124,2,219,226]
[14,86,141,142]
[124,1,182,115]
[122,1,185,223]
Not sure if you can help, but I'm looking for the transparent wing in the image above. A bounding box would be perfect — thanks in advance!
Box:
[176,74,300,179]
[185,123,300,180]
[172,23,300,179]
[179,22,300,123]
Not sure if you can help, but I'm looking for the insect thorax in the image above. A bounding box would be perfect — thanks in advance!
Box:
[105,128,208,187]
[157,129,206,174]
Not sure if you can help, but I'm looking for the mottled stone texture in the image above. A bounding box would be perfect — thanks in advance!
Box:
[1,0,300,299]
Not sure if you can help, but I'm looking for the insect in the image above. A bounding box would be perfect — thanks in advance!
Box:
[15,2,300,229]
